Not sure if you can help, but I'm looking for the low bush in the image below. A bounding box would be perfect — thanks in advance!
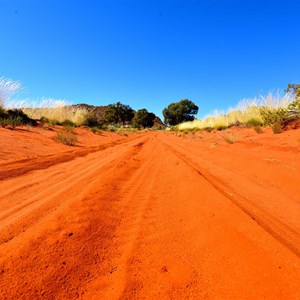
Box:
[259,107,288,126]
[214,124,228,131]
[246,118,263,127]
[49,119,62,126]
[0,116,23,129]
[253,125,263,134]
[91,127,102,134]
[272,122,282,134]
[55,131,77,146]
[0,109,36,128]
[61,119,75,127]
[82,111,103,128]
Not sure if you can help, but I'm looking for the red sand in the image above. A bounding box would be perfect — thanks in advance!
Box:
[0,126,300,299]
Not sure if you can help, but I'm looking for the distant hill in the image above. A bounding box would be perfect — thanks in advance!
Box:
[69,104,166,128]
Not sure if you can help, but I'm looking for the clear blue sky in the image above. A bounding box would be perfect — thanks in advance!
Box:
[1,0,299,119]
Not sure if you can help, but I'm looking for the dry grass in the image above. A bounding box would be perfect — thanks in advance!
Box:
[7,98,87,125]
[55,131,78,146]
[0,76,22,109]
[220,132,236,144]
[178,91,295,131]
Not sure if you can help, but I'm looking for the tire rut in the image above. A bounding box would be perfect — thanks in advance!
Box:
[161,138,300,258]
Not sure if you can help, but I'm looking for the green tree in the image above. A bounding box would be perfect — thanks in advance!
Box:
[133,109,156,128]
[285,83,300,99]
[162,99,198,126]
[104,102,134,125]
[286,84,300,112]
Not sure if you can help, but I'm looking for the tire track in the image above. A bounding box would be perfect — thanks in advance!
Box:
[160,137,300,258]
[0,136,148,244]
[0,135,142,181]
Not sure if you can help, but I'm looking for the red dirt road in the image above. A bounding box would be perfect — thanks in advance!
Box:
[0,128,300,299]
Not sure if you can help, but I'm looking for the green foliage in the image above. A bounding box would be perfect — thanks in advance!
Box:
[133,109,156,128]
[285,83,300,113]
[0,109,36,129]
[61,119,75,127]
[104,102,134,125]
[49,119,62,126]
[246,118,263,127]
[285,83,300,99]
[55,131,77,146]
[259,106,288,125]
[90,127,102,134]
[162,99,198,126]
[0,116,22,128]
[169,125,179,131]
[287,99,300,112]
[272,122,282,134]
[82,111,103,128]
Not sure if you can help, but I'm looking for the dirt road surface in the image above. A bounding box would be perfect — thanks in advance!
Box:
[0,128,300,299]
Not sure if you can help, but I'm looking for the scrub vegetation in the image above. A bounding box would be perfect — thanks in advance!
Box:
[1,76,299,137]
[175,88,300,134]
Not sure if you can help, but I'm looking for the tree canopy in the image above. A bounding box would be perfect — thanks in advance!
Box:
[162,99,198,126]
[104,102,134,125]
[286,83,300,112]
[286,83,300,99]
[133,108,156,128]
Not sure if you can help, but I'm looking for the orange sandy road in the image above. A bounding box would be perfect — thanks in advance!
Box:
[0,131,300,299]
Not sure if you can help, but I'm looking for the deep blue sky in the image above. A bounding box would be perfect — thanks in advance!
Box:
[1,0,299,119]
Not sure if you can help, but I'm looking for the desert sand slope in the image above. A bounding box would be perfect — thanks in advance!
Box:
[0,128,300,299]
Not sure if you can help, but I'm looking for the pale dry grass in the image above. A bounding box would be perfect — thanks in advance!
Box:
[0,76,22,108]
[7,98,87,124]
[178,91,295,130]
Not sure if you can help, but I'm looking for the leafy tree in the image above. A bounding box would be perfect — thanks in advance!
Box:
[285,83,300,99]
[133,109,156,128]
[104,102,134,125]
[286,84,300,112]
[162,99,198,126]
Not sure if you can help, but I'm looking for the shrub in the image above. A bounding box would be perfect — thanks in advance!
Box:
[61,119,75,127]
[91,127,102,134]
[214,124,228,131]
[63,124,75,132]
[204,127,213,133]
[49,119,62,126]
[0,109,36,128]
[82,111,103,128]
[272,122,282,134]
[287,98,300,112]
[0,116,23,129]
[246,118,263,127]
[55,131,77,146]
[40,116,50,124]
[253,125,263,134]
[259,107,288,126]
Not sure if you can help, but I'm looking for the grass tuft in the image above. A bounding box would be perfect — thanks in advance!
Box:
[272,122,282,134]
[253,125,263,134]
[221,133,236,144]
[55,131,77,146]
